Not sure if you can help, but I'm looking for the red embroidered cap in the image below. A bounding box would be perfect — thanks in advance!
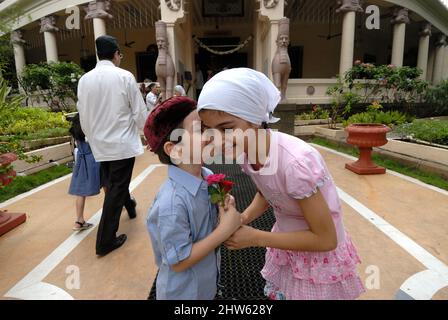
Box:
[144,96,197,152]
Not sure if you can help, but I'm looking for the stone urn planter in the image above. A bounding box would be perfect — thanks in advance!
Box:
[0,153,26,236]
[345,124,391,175]
[0,153,17,187]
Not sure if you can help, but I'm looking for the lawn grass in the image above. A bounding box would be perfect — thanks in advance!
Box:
[0,165,73,203]
[0,127,70,142]
[311,137,448,191]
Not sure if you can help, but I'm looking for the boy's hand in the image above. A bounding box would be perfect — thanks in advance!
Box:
[218,203,241,237]
[224,225,259,250]
[223,194,235,211]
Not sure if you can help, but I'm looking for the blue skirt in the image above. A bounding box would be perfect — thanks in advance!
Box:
[68,140,101,197]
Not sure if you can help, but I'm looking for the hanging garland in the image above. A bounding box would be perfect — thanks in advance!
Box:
[193,35,253,55]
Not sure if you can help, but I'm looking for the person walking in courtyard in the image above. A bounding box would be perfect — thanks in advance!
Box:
[173,85,186,97]
[68,114,99,232]
[77,35,148,256]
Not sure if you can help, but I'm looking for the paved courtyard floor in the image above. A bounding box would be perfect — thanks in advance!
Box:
[1,145,447,300]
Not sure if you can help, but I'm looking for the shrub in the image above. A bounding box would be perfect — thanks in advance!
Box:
[395,120,448,146]
[344,62,428,105]
[425,80,448,115]
[19,61,84,111]
[0,77,70,139]
[343,102,413,128]
[297,105,330,120]
[326,77,361,129]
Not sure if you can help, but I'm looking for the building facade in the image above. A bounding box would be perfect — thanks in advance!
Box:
[2,0,448,103]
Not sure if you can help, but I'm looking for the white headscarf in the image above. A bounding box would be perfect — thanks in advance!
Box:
[198,68,281,125]
[174,85,186,96]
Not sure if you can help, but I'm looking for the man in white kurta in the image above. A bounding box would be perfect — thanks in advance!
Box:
[145,82,159,113]
[77,35,148,256]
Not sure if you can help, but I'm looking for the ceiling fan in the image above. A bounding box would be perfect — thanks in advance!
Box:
[318,7,342,40]
[123,30,136,48]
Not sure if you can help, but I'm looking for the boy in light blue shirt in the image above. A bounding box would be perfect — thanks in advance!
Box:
[144,97,241,300]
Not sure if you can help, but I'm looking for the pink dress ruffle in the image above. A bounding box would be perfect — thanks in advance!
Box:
[261,226,366,300]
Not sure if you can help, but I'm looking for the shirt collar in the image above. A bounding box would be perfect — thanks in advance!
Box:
[96,60,115,68]
[168,165,206,197]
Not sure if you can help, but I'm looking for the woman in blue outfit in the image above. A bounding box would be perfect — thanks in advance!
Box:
[68,114,101,231]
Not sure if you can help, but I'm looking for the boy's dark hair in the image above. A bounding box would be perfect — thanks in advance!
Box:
[154,125,183,165]
[69,114,85,142]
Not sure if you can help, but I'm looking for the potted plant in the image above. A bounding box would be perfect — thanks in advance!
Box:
[0,152,17,186]
[343,102,411,174]
[0,151,26,236]
[0,78,29,235]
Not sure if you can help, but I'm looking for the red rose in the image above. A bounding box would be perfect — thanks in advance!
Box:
[220,180,235,193]
[206,173,226,186]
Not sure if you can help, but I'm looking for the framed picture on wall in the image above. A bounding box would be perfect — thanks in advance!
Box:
[202,0,244,17]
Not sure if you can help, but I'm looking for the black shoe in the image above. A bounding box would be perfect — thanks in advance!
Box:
[96,234,127,256]
[125,196,137,219]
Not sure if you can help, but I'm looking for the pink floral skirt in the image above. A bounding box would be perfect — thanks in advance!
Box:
[261,232,366,300]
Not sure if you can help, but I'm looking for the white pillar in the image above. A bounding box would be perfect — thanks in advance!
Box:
[93,18,107,40]
[43,32,58,62]
[84,0,113,59]
[336,0,363,76]
[339,11,356,76]
[258,0,285,80]
[40,16,59,62]
[166,22,178,72]
[390,8,410,67]
[432,35,447,84]
[10,31,26,79]
[417,23,431,80]
[443,45,448,81]
[268,19,280,79]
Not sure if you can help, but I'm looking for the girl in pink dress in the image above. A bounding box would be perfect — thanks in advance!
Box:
[198,68,365,300]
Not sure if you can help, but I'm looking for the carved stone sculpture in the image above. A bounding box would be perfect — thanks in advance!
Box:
[272,17,291,102]
[165,0,181,11]
[419,22,432,37]
[391,7,410,25]
[435,34,447,47]
[84,0,113,20]
[155,21,175,100]
[263,0,279,9]
[40,16,59,33]
[10,30,26,45]
[335,0,363,13]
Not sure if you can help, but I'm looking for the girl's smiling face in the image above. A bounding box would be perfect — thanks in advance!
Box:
[199,109,260,160]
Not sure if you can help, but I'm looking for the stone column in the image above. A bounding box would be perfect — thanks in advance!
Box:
[336,0,363,76]
[443,45,448,81]
[432,34,447,84]
[258,0,285,79]
[40,16,59,62]
[417,23,431,80]
[390,7,410,67]
[84,0,113,60]
[10,30,26,81]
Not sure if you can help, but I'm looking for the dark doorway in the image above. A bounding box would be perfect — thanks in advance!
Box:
[195,37,248,77]
[136,45,158,82]
[289,46,303,79]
